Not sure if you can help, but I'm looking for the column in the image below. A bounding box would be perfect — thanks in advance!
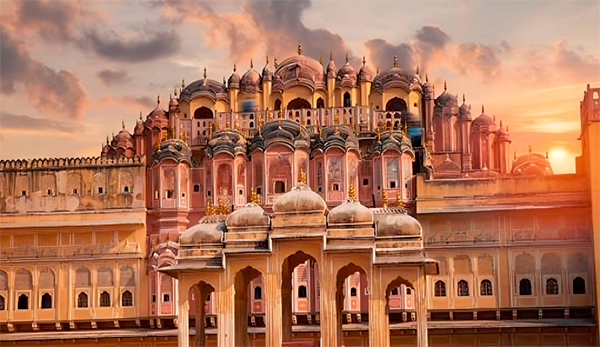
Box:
[178,297,190,347]
[320,255,338,347]
[369,266,389,347]
[265,254,282,346]
[415,266,428,347]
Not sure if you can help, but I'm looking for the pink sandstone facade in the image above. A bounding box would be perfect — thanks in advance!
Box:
[0,49,598,346]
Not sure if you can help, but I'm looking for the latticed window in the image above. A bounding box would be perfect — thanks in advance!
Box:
[546,278,559,295]
[434,281,446,297]
[480,280,493,296]
[458,280,469,296]
[77,292,88,308]
[122,290,133,307]
[519,279,532,295]
[100,291,111,307]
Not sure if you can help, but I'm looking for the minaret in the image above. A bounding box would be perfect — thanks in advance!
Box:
[326,51,337,107]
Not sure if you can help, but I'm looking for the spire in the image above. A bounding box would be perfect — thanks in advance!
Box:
[528,144,532,154]
[514,151,517,160]
[174,88,178,97]
[444,80,447,91]
[233,63,237,72]
[482,104,485,114]
[203,67,207,79]
[330,51,333,61]
[500,120,503,127]
[250,58,253,69]
[393,54,398,68]
[266,54,269,65]
[345,52,349,63]
[362,55,366,66]
[298,43,302,56]
[157,94,160,105]
[139,111,142,120]
[416,65,419,74]
[463,94,466,103]
[319,53,323,65]
[181,79,185,89]
[425,73,429,83]
[274,57,278,69]
[121,119,125,129]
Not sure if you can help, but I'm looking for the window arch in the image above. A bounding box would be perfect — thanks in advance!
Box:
[546,278,559,295]
[254,286,262,300]
[457,280,469,296]
[41,293,52,309]
[385,97,407,112]
[193,106,213,119]
[480,280,493,296]
[18,294,28,310]
[97,267,113,286]
[75,267,91,287]
[274,99,282,112]
[0,295,5,310]
[434,281,446,297]
[274,181,285,193]
[77,292,88,308]
[391,287,399,296]
[573,277,586,294]
[122,290,133,307]
[100,291,111,307]
[298,285,307,298]
[519,278,532,295]
[350,287,357,297]
[343,92,351,107]
[316,98,324,108]
[287,98,311,110]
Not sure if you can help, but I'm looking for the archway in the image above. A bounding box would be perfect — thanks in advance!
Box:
[189,281,215,347]
[385,276,416,345]
[194,107,213,119]
[316,98,325,108]
[234,267,263,347]
[343,92,351,107]
[385,97,407,112]
[281,251,320,345]
[287,98,311,110]
[336,263,368,346]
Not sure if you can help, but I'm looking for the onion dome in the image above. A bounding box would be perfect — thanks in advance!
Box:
[228,64,241,89]
[273,182,327,214]
[435,81,458,108]
[459,94,471,119]
[328,187,373,226]
[273,51,326,92]
[326,52,337,77]
[226,203,270,229]
[373,210,422,237]
[511,152,553,176]
[240,59,261,93]
[180,216,225,244]
[262,54,273,81]
[148,95,168,119]
[134,113,144,135]
[497,121,511,142]
[114,121,133,149]
[336,53,357,88]
[372,55,421,93]
[358,56,372,82]
[472,105,494,127]
[169,93,179,107]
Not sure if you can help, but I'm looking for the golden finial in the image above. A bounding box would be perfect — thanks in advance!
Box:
[157,94,160,104]
[180,131,188,142]
[528,144,532,154]
[215,117,220,131]
[416,65,419,75]
[482,104,485,114]
[334,110,339,125]
[225,118,230,130]
[139,111,142,120]
[251,188,260,205]
[318,124,323,138]
[274,57,278,69]
[389,121,393,134]
[278,104,283,124]
[154,141,160,151]
[298,168,307,184]
[362,55,366,66]
[319,53,323,65]
[298,43,302,56]
[268,109,273,121]
[462,94,466,103]
[208,124,213,140]
[382,190,388,208]
[250,58,253,69]
[395,191,404,208]
[376,127,381,141]
[203,67,207,79]
[348,184,356,201]
[206,200,215,216]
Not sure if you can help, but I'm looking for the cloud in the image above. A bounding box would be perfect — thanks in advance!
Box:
[0,26,88,119]
[0,112,76,133]
[96,69,130,86]
[452,43,502,80]
[365,39,415,72]
[81,29,181,63]
[121,95,156,109]
[15,0,82,43]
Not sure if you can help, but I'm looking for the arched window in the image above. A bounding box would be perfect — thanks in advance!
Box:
[434,281,446,297]
[100,291,111,307]
[249,121,254,128]
[287,98,311,110]
[122,290,133,306]
[77,292,88,308]
[406,288,411,295]
[391,287,399,296]
[546,278,559,295]
[18,294,28,310]
[254,286,262,300]
[298,285,307,298]
[480,280,493,296]
[193,106,213,119]
[343,92,351,107]
[457,280,469,296]
[317,98,324,108]
[41,293,52,309]
[573,277,586,294]
[350,287,357,297]
[385,97,407,112]
[275,181,285,193]
[0,295,5,310]
[163,293,170,302]
[519,279,532,295]
[274,99,282,112]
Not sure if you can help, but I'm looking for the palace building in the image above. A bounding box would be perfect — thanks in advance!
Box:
[0,47,598,347]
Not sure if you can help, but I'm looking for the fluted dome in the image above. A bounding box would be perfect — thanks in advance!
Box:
[114,128,133,148]
[327,59,337,76]
[374,211,422,237]
[274,54,326,91]
[328,201,373,225]
[472,113,493,127]
[226,204,269,228]
[148,104,167,120]
[273,183,327,214]
[359,63,373,82]
[240,67,261,93]
[228,66,241,88]
[511,153,553,176]
[180,218,225,244]
[435,90,458,108]
[459,99,471,119]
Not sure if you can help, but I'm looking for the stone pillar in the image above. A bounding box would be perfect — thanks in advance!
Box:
[265,254,282,346]
[369,266,389,347]
[217,274,232,347]
[320,255,338,347]
[178,297,190,347]
[415,266,428,347]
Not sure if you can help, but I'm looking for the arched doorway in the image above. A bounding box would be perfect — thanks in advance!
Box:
[194,107,213,119]
[281,251,320,345]
[189,281,215,347]
[316,98,325,108]
[274,99,282,112]
[385,97,407,112]
[287,98,311,110]
[343,92,351,107]
[336,263,368,346]
[385,276,416,346]
[234,267,263,347]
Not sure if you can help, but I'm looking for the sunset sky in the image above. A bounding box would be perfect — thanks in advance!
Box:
[1,0,598,174]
